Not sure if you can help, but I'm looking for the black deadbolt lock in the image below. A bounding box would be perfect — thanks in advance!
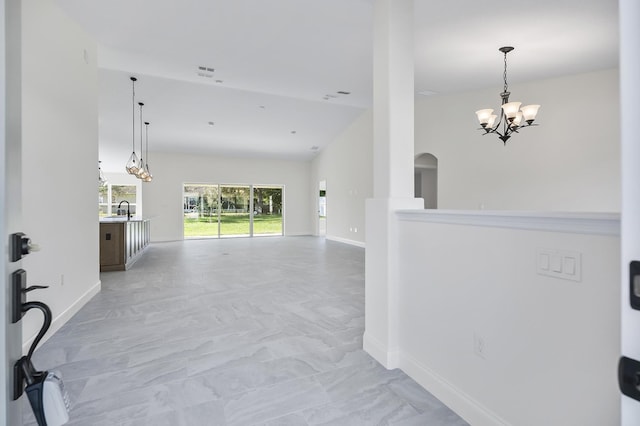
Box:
[620,356,640,402]
[10,232,32,262]
[630,261,640,310]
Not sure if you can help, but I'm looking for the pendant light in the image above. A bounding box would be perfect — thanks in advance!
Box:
[142,121,153,182]
[98,161,107,186]
[135,102,149,179]
[125,77,140,174]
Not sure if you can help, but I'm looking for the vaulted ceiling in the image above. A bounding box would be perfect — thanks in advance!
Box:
[53,0,619,171]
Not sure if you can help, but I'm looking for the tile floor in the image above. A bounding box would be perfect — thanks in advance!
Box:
[25,237,467,426]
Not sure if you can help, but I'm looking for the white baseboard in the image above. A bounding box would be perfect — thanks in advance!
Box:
[22,280,101,354]
[399,352,510,426]
[363,332,399,369]
[326,235,366,248]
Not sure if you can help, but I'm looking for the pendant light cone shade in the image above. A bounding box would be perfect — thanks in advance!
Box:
[501,101,522,120]
[135,102,149,179]
[521,104,541,124]
[126,77,140,174]
[486,115,498,129]
[511,111,524,127]
[475,109,494,127]
[142,121,153,182]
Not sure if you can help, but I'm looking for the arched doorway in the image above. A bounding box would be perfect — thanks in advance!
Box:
[414,153,437,209]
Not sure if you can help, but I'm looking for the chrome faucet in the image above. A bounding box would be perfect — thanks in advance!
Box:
[117,200,131,220]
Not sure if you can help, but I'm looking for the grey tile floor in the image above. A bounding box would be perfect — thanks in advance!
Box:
[25,236,467,426]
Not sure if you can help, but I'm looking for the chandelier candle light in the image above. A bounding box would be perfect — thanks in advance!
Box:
[475,46,540,144]
[125,77,140,174]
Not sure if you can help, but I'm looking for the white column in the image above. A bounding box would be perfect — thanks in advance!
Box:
[363,0,423,368]
[620,0,640,423]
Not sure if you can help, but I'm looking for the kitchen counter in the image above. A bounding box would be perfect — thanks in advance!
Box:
[99,219,150,271]
[100,216,148,222]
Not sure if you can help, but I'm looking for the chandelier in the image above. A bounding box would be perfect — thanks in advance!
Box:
[475,46,540,144]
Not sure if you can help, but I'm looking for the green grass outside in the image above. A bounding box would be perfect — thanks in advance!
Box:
[184,213,283,237]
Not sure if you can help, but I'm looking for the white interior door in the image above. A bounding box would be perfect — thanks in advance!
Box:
[1,0,23,424]
[620,0,640,424]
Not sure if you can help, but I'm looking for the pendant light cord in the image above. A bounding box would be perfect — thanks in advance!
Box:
[139,102,144,160]
[145,122,150,162]
[131,78,136,152]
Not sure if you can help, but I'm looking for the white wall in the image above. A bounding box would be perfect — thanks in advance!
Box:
[416,69,620,211]
[396,215,620,425]
[143,152,311,241]
[311,109,373,246]
[21,0,100,348]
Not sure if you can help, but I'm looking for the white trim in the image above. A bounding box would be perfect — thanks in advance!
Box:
[326,235,366,248]
[22,280,101,354]
[396,210,620,236]
[399,352,510,426]
[363,332,399,369]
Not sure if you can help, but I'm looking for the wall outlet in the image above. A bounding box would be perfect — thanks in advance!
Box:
[474,332,486,359]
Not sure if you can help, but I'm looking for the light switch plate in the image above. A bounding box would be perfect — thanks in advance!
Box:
[537,249,582,282]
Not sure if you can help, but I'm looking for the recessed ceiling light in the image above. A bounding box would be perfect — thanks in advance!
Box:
[337,91,351,95]
[259,105,266,109]
[311,146,319,151]
[208,121,215,126]
[291,130,297,134]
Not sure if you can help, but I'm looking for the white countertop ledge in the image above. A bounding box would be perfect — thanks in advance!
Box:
[395,210,620,236]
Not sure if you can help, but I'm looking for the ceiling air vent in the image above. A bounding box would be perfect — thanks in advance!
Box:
[197,65,215,78]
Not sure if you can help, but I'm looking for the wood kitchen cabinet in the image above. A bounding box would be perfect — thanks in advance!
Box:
[99,219,150,271]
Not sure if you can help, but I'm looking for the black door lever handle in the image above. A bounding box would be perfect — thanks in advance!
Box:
[23,285,49,293]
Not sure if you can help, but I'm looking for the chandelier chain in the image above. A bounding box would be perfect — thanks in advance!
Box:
[503,51,509,94]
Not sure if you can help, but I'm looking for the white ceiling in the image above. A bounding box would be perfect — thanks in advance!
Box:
[53,0,619,172]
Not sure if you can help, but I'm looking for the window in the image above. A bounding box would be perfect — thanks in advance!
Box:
[99,184,138,217]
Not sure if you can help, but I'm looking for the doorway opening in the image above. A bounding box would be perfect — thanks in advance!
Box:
[414,153,438,209]
[318,180,326,236]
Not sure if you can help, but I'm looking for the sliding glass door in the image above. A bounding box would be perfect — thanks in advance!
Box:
[183,184,219,238]
[183,183,282,239]
[253,186,283,235]
[220,185,250,237]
